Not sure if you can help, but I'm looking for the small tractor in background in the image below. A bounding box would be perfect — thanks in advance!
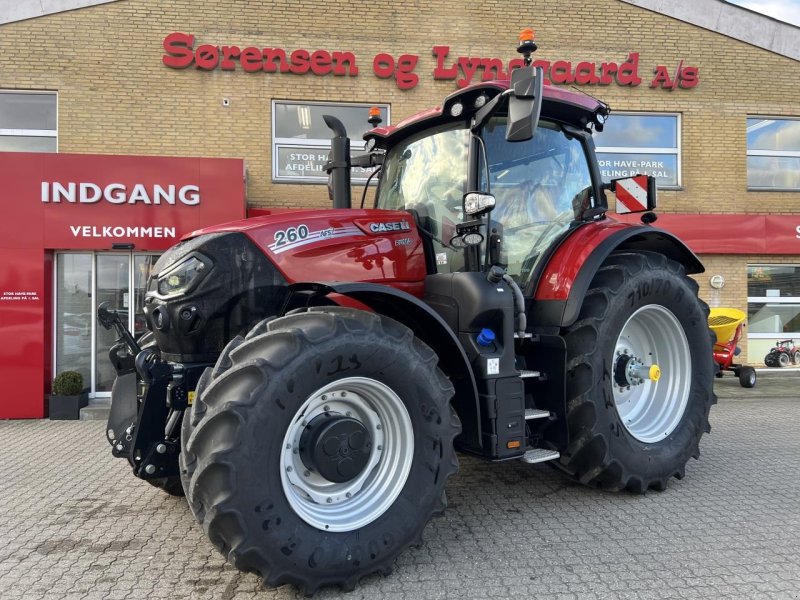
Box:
[764,339,800,367]
[708,307,756,387]
[99,30,715,593]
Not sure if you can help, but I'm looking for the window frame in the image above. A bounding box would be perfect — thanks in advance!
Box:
[746,115,800,192]
[747,263,800,340]
[594,111,682,190]
[0,89,58,152]
[271,99,390,184]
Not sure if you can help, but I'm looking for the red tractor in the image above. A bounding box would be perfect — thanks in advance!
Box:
[764,339,800,367]
[99,31,715,593]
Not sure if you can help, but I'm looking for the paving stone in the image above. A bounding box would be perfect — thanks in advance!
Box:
[1,377,799,598]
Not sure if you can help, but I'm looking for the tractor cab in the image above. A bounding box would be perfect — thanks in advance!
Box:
[357,30,613,293]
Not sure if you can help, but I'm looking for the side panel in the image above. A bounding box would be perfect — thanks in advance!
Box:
[242,209,428,296]
[532,219,704,328]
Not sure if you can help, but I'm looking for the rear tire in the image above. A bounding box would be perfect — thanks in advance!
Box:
[179,307,459,593]
[738,366,756,388]
[558,251,715,492]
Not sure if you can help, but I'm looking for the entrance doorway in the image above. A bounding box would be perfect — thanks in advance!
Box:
[54,252,160,397]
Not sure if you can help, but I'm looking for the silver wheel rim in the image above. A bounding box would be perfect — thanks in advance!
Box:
[280,377,414,532]
[612,304,691,443]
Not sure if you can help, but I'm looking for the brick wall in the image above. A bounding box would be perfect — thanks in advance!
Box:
[2,0,798,210]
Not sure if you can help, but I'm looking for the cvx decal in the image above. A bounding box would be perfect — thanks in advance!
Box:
[268,223,364,254]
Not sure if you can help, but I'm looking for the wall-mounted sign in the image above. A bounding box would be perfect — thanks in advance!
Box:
[0,153,245,251]
[162,32,699,91]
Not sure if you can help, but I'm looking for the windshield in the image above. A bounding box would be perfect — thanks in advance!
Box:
[482,118,593,283]
[376,118,594,281]
[376,124,470,272]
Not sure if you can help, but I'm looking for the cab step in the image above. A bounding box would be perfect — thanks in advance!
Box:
[524,408,550,420]
[520,448,560,464]
[519,370,540,379]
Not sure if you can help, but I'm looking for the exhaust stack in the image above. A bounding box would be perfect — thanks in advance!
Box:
[323,115,351,209]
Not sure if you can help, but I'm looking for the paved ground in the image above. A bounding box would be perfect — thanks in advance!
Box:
[1,374,799,600]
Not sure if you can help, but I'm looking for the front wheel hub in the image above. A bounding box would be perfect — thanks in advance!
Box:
[299,414,372,482]
[280,377,414,532]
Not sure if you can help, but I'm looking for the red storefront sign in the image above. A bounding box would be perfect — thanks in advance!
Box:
[615,213,800,254]
[0,152,245,418]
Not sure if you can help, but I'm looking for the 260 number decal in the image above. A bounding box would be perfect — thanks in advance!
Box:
[274,224,310,247]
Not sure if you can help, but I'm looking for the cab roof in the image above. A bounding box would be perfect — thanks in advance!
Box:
[365,81,609,145]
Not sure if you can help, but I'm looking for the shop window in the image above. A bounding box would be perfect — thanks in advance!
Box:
[747,265,800,362]
[0,90,57,152]
[594,113,680,188]
[272,100,389,184]
[746,117,800,190]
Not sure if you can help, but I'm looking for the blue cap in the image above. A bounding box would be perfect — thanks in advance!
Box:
[476,328,496,347]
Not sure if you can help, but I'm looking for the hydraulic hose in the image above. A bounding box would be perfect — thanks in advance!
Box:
[502,273,527,338]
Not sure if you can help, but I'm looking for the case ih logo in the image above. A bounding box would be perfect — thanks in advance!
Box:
[368,221,411,234]
[41,182,201,205]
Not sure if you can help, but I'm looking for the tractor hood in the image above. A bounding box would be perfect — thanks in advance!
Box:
[144,208,428,361]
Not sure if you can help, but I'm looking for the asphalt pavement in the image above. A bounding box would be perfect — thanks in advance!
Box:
[0,373,798,599]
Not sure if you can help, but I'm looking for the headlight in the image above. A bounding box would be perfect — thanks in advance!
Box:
[157,255,209,297]
[463,191,496,216]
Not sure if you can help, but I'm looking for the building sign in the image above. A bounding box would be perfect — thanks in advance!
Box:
[275,147,377,181]
[599,155,678,186]
[0,153,245,251]
[162,32,699,91]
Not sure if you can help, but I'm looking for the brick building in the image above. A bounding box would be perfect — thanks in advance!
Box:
[1,0,799,416]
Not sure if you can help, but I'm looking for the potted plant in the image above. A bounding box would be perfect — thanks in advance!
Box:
[49,371,88,420]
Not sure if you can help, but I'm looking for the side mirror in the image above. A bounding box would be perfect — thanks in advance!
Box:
[609,174,657,213]
[506,65,544,142]
[463,191,496,217]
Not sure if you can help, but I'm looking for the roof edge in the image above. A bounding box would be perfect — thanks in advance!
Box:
[618,0,800,61]
[0,0,124,26]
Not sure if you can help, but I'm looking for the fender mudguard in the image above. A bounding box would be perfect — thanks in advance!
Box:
[531,220,704,329]
[288,281,482,452]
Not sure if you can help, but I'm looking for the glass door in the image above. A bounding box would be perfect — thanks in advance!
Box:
[55,253,93,391]
[54,251,161,398]
[95,254,130,393]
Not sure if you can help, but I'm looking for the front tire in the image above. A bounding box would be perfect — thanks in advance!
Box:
[179,307,459,593]
[559,251,715,492]
[778,352,790,367]
[738,366,756,388]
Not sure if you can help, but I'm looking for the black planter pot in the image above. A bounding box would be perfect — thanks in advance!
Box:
[49,393,89,420]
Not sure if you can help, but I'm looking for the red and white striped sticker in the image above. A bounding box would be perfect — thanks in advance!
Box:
[615,175,649,214]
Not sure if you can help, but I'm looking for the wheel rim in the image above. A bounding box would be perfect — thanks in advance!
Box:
[612,304,692,443]
[280,377,414,532]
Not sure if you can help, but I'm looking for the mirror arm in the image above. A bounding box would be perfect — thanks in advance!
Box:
[471,89,511,133]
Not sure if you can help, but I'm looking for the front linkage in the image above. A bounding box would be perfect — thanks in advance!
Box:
[98,302,208,482]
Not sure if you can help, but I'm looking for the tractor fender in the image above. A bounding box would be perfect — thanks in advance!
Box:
[288,281,482,452]
[532,222,704,328]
